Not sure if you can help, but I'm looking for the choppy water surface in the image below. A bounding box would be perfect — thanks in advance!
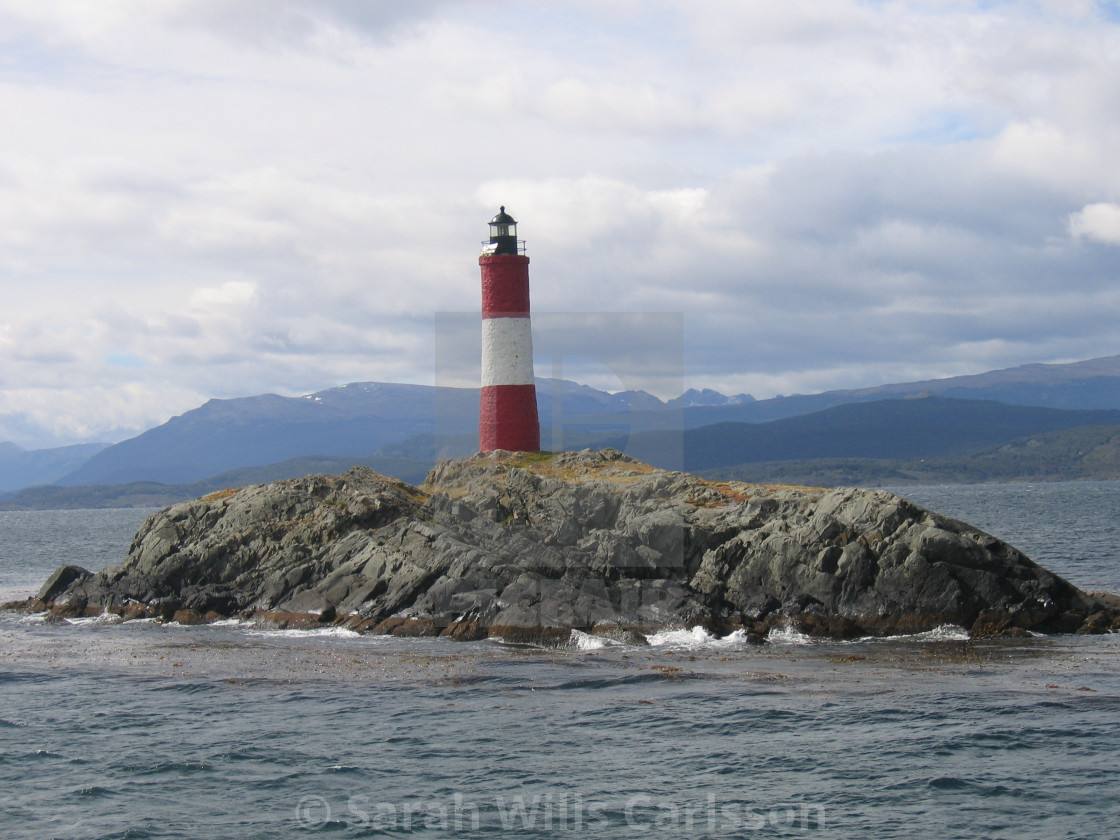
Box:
[1,484,1119,839]
[0,508,154,602]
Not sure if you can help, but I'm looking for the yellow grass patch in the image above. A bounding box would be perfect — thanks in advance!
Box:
[200,487,239,502]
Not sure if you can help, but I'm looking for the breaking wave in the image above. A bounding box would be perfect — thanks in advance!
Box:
[645,626,753,650]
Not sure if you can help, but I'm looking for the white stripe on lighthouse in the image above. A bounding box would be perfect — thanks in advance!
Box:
[481,317,535,387]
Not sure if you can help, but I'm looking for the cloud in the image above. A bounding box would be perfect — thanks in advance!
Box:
[0,0,456,61]
[189,280,258,317]
[1,0,1120,447]
[1070,203,1120,246]
[167,0,453,50]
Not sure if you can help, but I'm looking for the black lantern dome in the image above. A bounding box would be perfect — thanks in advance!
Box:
[482,206,524,255]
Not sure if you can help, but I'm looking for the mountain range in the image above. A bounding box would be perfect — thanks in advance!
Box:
[0,442,109,493]
[4,354,1120,508]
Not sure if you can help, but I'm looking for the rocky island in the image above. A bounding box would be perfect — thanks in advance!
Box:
[15,449,1120,642]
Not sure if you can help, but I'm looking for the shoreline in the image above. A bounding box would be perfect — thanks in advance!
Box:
[4,608,1119,708]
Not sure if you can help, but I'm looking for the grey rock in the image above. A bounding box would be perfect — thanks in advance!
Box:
[37,564,91,603]
[25,449,1120,639]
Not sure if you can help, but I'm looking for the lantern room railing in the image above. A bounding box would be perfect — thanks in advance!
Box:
[480,239,527,256]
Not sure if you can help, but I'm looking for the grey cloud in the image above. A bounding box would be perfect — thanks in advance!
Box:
[588,140,1120,388]
[167,0,456,50]
[3,1,1120,446]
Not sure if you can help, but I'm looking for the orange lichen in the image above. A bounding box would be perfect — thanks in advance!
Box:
[201,488,239,502]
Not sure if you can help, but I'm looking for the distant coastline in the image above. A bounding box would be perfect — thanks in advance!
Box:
[6,425,1120,511]
[8,355,1120,510]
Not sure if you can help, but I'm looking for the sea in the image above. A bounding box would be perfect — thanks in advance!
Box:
[1,481,1119,840]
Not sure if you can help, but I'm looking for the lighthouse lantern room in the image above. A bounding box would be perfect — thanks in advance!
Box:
[481,206,523,256]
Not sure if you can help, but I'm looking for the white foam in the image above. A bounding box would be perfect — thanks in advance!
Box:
[712,628,752,648]
[766,625,814,645]
[208,618,248,627]
[64,613,122,627]
[854,624,972,643]
[17,611,51,624]
[644,626,752,650]
[245,625,360,639]
[645,626,714,648]
[568,631,640,649]
[569,630,628,650]
[161,617,246,630]
[903,624,971,642]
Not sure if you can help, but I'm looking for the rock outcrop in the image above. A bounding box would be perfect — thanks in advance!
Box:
[16,449,1120,641]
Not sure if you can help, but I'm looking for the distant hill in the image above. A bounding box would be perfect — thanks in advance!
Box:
[0,442,109,492]
[321,396,1120,479]
[55,383,470,486]
[688,397,1120,471]
[8,353,1120,500]
[372,396,1120,477]
[665,388,755,408]
[0,454,433,510]
[676,354,1120,426]
[8,395,1120,508]
[525,356,1120,439]
[699,423,1120,487]
[841,354,1120,409]
[588,396,1120,473]
[54,378,677,487]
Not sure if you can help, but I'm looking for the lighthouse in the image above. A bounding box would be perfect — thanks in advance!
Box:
[478,206,541,453]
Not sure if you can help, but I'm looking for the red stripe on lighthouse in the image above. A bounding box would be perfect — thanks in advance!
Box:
[480,384,540,453]
[479,251,540,452]
[480,254,531,317]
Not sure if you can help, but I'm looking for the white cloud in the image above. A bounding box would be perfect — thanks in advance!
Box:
[165,0,451,50]
[1070,202,1120,246]
[189,280,258,312]
[1,0,1120,447]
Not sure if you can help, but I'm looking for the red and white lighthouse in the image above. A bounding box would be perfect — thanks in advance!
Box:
[479,206,541,453]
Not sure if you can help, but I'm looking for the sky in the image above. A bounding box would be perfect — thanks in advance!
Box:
[2,0,1120,449]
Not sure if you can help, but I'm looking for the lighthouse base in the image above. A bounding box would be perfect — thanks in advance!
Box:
[479,384,541,453]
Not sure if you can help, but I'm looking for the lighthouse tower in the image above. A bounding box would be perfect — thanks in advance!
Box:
[478,207,541,453]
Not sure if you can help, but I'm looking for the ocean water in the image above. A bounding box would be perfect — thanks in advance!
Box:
[0,508,155,603]
[1,484,1119,839]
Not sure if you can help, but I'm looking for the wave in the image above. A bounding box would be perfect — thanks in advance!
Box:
[16,611,51,625]
[894,624,971,642]
[59,613,123,627]
[566,626,759,651]
[645,626,754,650]
[569,630,624,650]
[208,617,248,627]
[243,625,360,639]
[765,625,815,645]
